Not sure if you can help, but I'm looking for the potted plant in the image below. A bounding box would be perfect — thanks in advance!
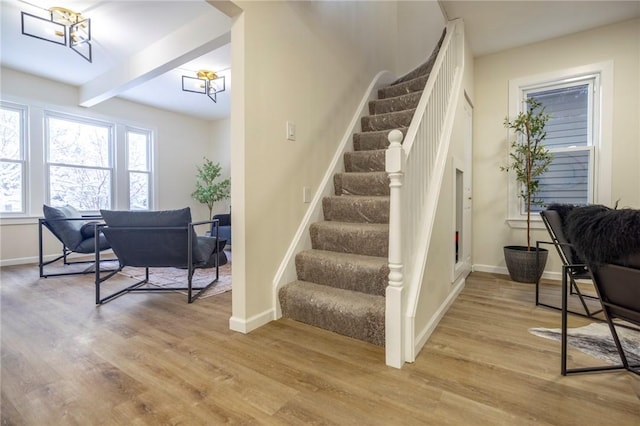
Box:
[191,157,231,219]
[501,97,553,283]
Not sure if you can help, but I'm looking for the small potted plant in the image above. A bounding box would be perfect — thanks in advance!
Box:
[502,97,553,283]
[192,157,231,219]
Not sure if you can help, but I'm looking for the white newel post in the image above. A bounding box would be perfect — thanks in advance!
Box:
[385,129,405,368]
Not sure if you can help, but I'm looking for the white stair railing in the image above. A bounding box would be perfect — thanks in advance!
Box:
[386,19,465,368]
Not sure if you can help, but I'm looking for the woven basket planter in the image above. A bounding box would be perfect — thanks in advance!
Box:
[503,245,548,283]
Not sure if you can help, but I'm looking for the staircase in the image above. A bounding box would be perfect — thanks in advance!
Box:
[278,65,437,346]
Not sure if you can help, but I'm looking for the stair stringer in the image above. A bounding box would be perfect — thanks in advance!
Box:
[272,70,397,319]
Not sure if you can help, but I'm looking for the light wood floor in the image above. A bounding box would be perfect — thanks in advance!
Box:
[1,265,638,425]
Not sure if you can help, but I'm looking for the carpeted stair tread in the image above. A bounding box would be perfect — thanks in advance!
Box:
[353,127,408,151]
[310,221,389,257]
[361,109,415,132]
[295,249,388,296]
[334,171,389,196]
[279,280,385,346]
[369,91,422,115]
[344,149,386,172]
[322,195,389,223]
[378,75,428,100]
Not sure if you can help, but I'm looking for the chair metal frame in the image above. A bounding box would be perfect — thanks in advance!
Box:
[561,263,640,376]
[95,219,222,304]
[536,210,602,318]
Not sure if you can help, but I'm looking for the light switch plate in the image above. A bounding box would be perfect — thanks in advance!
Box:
[286,121,296,141]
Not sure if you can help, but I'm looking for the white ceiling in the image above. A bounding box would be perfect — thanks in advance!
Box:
[441,0,640,57]
[0,0,232,120]
[1,1,639,121]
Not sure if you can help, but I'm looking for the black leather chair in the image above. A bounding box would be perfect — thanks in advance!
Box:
[39,204,114,277]
[95,208,227,304]
[562,205,640,376]
[537,206,602,318]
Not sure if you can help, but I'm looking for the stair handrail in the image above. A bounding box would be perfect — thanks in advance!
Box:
[386,19,465,367]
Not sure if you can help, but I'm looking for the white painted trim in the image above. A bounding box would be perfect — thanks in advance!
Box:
[229,308,274,334]
[0,250,114,267]
[409,274,466,362]
[271,70,397,318]
[472,263,561,281]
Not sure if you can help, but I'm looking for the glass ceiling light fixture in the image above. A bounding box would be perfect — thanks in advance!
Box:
[21,6,92,63]
[182,70,226,103]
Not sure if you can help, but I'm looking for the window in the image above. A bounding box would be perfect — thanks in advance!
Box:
[45,113,113,211]
[507,62,613,226]
[127,128,152,210]
[0,102,27,214]
[524,78,596,212]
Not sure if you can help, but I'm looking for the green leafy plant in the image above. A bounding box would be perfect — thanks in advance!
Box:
[502,97,553,250]
[191,157,230,218]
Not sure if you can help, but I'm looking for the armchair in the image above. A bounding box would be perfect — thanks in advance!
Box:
[95,207,227,304]
[211,213,231,247]
[39,204,114,278]
[537,206,602,318]
[561,205,640,376]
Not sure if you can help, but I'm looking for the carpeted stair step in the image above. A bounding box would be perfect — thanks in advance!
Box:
[368,91,422,115]
[378,75,428,99]
[334,171,389,196]
[344,149,385,172]
[361,109,415,132]
[295,249,388,296]
[353,127,407,151]
[322,195,389,223]
[279,280,385,346]
[310,221,389,257]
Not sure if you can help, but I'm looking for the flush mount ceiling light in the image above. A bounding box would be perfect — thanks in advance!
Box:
[21,6,92,62]
[181,70,226,103]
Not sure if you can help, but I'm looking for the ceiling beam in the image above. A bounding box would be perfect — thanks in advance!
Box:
[79,13,231,107]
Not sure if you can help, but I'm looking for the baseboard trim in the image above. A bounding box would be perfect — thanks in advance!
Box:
[229,308,274,334]
[472,264,561,281]
[410,275,466,362]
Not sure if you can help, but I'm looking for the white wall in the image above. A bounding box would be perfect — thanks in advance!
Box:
[0,67,216,265]
[209,117,231,216]
[473,18,640,276]
[396,1,447,76]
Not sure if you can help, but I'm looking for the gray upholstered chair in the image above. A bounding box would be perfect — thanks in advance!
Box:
[95,207,227,304]
[211,213,231,246]
[39,204,113,278]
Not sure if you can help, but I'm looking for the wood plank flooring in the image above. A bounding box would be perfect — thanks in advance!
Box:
[1,265,638,425]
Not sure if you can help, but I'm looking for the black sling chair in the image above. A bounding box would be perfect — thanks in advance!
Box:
[537,208,602,318]
[561,204,640,376]
[94,208,227,304]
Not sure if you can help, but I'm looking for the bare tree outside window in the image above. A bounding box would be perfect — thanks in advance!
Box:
[46,115,113,211]
[127,129,151,210]
[0,104,25,213]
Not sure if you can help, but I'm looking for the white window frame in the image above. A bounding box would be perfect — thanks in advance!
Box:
[44,111,115,214]
[506,61,613,229]
[0,101,28,215]
[125,126,153,210]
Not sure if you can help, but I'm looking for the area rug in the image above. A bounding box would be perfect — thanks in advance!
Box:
[529,322,640,365]
[118,261,232,299]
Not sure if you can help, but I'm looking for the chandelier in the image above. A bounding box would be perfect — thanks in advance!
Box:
[21,6,92,63]
[181,70,226,103]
